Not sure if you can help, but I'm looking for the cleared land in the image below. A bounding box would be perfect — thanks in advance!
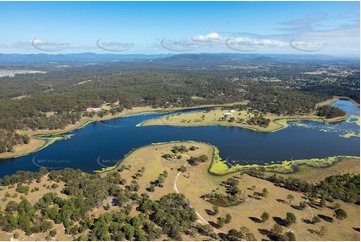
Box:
[102,141,360,241]
[283,156,360,183]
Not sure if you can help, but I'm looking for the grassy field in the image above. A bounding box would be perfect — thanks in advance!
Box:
[140,102,348,132]
[0,137,46,160]
[100,141,360,241]
[0,141,359,240]
[283,156,360,183]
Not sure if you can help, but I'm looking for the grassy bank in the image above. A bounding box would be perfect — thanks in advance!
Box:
[98,141,359,241]
[209,145,359,175]
[139,96,350,132]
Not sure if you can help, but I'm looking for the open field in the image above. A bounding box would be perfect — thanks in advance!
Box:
[0,138,46,160]
[283,156,360,183]
[100,141,360,241]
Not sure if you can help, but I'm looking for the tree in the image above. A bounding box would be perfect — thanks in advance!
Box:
[298,201,307,210]
[287,194,295,204]
[13,232,19,239]
[334,208,348,222]
[285,212,296,226]
[225,213,232,224]
[49,229,57,237]
[312,216,321,224]
[261,212,269,223]
[333,202,341,210]
[261,188,268,198]
[123,224,135,241]
[217,217,225,228]
[319,226,327,236]
[212,205,219,216]
[5,201,18,214]
[271,224,283,235]
[284,231,296,241]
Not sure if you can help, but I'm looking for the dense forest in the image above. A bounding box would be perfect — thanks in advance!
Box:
[316,105,346,119]
[0,54,359,153]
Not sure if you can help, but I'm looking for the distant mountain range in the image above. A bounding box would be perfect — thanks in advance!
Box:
[0,53,358,66]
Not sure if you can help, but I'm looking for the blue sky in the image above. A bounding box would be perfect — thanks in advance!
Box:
[0,1,359,56]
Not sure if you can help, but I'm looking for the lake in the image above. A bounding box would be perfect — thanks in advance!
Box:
[0,100,359,178]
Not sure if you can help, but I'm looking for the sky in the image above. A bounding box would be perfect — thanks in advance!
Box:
[0,1,359,56]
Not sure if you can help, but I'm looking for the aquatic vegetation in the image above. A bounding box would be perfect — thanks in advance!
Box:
[94,165,117,173]
[209,148,360,175]
[340,131,359,139]
[346,115,360,126]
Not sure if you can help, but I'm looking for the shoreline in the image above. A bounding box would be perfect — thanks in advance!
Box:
[0,101,247,160]
[95,140,360,178]
[139,96,350,132]
[0,97,356,160]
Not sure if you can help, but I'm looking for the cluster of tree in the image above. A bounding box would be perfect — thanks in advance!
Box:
[225,226,256,241]
[147,171,168,192]
[0,168,48,186]
[187,154,208,166]
[266,223,297,241]
[171,145,188,154]
[316,105,346,119]
[317,174,359,203]
[201,178,245,207]
[246,115,271,127]
[0,167,210,241]
[150,193,198,240]
[0,130,29,153]
[245,87,326,116]
[246,169,359,204]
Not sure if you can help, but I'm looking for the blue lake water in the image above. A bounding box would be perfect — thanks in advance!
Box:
[0,100,359,178]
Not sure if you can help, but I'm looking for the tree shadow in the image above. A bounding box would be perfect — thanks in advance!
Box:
[291,204,303,210]
[249,216,262,223]
[208,221,220,229]
[318,214,334,223]
[273,216,286,226]
[205,209,215,216]
[302,218,313,224]
[352,227,360,232]
[276,199,287,204]
[258,229,277,241]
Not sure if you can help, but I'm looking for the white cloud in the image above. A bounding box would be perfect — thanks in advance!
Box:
[192,32,222,42]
